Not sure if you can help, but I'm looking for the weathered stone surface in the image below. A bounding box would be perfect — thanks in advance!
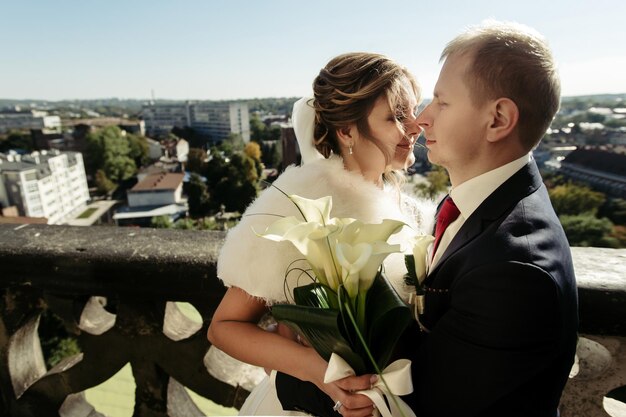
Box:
[571,247,626,335]
[561,335,626,417]
[0,225,246,416]
[1,225,625,416]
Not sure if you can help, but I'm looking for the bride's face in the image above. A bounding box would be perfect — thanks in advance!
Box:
[355,93,420,174]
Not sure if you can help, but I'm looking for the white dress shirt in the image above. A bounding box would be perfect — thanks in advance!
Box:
[430,153,531,269]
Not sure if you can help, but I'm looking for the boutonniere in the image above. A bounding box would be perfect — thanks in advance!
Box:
[404,234,435,328]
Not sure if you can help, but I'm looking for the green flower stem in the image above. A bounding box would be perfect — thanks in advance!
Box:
[356,290,367,333]
[343,301,409,417]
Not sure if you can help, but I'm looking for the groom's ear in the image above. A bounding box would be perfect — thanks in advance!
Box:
[486,98,519,143]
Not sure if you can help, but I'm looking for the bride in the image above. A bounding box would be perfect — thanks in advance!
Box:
[208,52,434,416]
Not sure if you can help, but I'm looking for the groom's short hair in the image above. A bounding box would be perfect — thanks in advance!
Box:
[442,20,561,151]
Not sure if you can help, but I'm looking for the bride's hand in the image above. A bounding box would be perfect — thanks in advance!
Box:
[323,374,376,417]
[303,349,375,417]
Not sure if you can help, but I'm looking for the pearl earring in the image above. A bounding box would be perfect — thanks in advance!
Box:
[349,144,353,155]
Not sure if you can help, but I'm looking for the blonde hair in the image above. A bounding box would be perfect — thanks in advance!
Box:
[442,20,560,150]
[311,52,420,171]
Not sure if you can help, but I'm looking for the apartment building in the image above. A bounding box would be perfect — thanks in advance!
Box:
[141,103,191,138]
[0,150,90,224]
[189,101,250,143]
[0,109,61,133]
[142,101,250,143]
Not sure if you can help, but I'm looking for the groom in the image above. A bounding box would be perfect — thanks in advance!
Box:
[276,20,579,417]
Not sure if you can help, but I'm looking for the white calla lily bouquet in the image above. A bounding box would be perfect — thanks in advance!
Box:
[257,188,413,376]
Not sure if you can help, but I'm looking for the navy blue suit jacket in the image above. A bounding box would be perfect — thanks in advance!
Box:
[404,160,578,416]
[277,161,578,417]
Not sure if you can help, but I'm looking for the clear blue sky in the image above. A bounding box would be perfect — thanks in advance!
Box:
[2,0,625,101]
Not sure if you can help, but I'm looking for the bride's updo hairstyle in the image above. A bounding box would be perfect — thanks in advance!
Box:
[312,52,420,163]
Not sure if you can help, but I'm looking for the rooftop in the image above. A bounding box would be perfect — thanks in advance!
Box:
[130,172,185,192]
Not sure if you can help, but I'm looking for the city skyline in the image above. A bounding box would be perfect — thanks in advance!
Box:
[2,0,626,101]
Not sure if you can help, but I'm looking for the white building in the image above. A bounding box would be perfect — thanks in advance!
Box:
[189,102,250,143]
[127,172,185,207]
[0,150,90,224]
[142,101,250,143]
[0,110,61,133]
[141,103,191,138]
[113,172,187,226]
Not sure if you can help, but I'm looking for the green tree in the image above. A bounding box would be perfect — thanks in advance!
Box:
[84,126,137,183]
[38,310,81,369]
[250,114,267,143]
[599,198,626,226]
[185,173,211,218]
[127,133,149,167]
[187,148,207,174]
[559,214,616,247]
[174,218,195,229]
[610,225,626,248]
[208,153,259,213]
[104,155,136,182]
[151,215,173,228]
[196,216,219,230]
[244,141,263,180]
[541,172,568,189]
[549,183,606,216]
[95,169,116,194]
[224,133,245,152]
[261,141,282,168]
[0,131,33,152]
[414,165,450,199]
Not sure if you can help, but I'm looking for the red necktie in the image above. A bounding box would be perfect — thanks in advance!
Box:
[432,196,460,258]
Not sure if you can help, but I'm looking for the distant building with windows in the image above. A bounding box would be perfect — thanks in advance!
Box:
[0,150,90,224]
[141,101,250,143]
[559,148,626,198]
[189,102,250,143]
[0,109,61,133]
[141,103,191,138]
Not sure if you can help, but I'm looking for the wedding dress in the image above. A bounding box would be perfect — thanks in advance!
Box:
[216,99,434,416]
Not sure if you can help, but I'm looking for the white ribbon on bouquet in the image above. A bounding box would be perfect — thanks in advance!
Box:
[324,353,416,417]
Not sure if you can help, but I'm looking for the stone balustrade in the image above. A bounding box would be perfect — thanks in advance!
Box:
[0,224,625,417]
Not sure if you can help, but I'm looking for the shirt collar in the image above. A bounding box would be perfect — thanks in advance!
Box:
[450,153,531,220]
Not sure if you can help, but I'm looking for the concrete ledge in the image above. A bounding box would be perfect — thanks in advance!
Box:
[0,224,227,306]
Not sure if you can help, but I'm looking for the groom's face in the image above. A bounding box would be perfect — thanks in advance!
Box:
[416,53,492,185]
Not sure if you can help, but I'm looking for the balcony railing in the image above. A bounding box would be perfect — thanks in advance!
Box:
[0,224,625,417]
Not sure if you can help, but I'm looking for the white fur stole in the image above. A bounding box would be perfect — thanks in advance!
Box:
[217,156,435,304]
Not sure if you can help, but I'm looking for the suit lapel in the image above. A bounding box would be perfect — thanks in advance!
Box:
[427,160,544,277]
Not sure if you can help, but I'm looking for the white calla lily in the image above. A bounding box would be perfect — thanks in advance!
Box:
[258,218,339,287]
[258,194,406,314]
[289,195,332,224]
[357,242,402,292]
[256,216,306,242]
[344,219,406,245]
[307,226,343,290]
[335,242,373,298]
[412,235,435,283]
